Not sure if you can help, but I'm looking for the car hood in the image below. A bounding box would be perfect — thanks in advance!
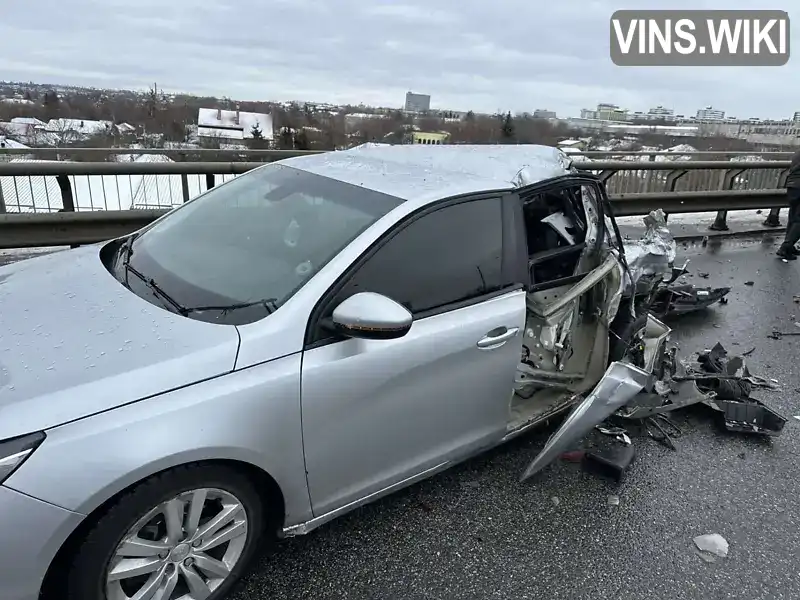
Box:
[0,246,240,439]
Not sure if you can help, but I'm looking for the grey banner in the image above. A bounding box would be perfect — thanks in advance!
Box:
[610,10,790,66]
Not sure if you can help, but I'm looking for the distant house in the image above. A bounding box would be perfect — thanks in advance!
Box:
[11,117,45,126]
[117,122,137,135]
[197,108,273,141]
[43,118,115,142]
[0,120,57,146]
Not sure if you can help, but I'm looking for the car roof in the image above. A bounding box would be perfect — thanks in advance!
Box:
[278,143,576,203]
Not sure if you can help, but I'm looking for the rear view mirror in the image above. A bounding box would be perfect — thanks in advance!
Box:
[332,292,412,340]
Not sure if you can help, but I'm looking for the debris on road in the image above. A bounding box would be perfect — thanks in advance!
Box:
[768,330,800,340]
[582,445,636,482]
[694,533,729,562]
[607,495,620,506]
[745,281,754,286]
[617,342,786,440]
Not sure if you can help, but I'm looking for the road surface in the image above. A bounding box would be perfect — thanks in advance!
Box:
[232,233,800,600]
[3,234,799,600]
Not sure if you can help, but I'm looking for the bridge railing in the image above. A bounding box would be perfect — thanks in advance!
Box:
[0,157,792,249]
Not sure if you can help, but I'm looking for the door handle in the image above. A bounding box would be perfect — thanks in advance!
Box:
[477,327,519,350]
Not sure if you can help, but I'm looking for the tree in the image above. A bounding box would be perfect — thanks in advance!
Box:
[294,129,310,150]
[501,111,515,142]
[247,123,269,149]
[43,90,60,120]
[278,126,294,150]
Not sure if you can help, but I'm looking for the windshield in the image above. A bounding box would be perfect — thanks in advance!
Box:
[119,163,404,324]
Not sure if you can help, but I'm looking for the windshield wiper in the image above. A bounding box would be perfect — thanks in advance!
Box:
[124,262,189,316]
[182,298,280,315]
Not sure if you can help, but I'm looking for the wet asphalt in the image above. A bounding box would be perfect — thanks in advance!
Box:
[3,235,800,600]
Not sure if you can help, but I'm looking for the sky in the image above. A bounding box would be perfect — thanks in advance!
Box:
[0,0,797,119]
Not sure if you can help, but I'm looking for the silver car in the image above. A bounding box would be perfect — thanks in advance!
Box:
[0,143,669,600]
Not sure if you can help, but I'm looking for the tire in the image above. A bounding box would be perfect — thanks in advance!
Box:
[65,463,266,600]
[609,311,649,364]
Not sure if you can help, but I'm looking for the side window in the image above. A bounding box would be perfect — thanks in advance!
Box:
[335,197,507,317]
[523,182,604,288]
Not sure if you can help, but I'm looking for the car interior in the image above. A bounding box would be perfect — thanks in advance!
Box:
[506,182,622,435]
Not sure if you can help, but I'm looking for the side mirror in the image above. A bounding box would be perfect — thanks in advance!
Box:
[331,292,412,340]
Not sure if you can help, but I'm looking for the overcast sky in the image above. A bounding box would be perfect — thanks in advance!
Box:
[0,0,796,119]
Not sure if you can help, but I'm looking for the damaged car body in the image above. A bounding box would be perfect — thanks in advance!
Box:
[0,143,684,600]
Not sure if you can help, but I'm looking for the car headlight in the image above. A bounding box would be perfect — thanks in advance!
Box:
[0,432,45,485]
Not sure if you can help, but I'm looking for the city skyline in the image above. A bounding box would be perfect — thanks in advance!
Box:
[0,0,797,120]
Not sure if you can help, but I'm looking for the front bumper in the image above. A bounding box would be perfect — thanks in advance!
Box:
[0,485,84,600]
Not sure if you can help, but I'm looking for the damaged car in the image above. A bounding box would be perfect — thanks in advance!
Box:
[0,143,674,600]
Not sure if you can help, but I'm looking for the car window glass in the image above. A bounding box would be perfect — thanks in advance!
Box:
[126,164,404,323]
[335,197,505,315]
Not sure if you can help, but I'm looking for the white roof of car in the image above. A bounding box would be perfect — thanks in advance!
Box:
[280,143,575,202]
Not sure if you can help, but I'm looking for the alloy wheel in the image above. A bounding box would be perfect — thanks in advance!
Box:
[105,487,249,600]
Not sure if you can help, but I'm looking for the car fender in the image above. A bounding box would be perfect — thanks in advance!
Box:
[4,353,312,527]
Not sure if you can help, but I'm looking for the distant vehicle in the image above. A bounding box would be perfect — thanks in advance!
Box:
[0,143,670,600]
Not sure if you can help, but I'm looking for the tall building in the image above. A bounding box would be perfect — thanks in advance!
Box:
[696,106,725,120]
[580,103,629,121]
[533,109,557,118]
[647,105,674,119]
[792,111,800,123]
[404,91,431,113]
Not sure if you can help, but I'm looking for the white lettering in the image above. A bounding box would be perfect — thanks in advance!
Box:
[612,19,637,54]
[674,19,696,53]
[707,18,741,53]
[753,19,778,54]
[648,19,671,53]
[779,19,786,53]
[638,19,646,53]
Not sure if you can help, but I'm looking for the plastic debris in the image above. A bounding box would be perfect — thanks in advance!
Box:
[744,281,754,286]
[607,495,620,506]
[551,496,560,506]
[582,445,636,482]
[693,533,729,561]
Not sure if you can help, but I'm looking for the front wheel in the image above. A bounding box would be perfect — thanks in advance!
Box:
[65,464,266,600]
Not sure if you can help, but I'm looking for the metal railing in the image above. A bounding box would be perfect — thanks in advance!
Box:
[0,156,793,248]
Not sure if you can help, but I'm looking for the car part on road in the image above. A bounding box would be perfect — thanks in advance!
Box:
[769,330,800,339]
[582,445,636,482]
[712,398,787,436]
[520,361,651,481]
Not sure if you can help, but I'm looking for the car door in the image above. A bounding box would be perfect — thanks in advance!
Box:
[300,194,527,517]
[520,177,658,480]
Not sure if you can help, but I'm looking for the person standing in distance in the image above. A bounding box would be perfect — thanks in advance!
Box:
[777,148,800,260]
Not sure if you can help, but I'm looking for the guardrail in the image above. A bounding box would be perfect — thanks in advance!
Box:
[0,158,792,248]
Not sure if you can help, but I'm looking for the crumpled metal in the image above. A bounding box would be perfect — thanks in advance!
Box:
[622,209,677,295]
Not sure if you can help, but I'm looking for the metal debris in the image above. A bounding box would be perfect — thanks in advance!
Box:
[618,342,786,439]
[769,330,800,340]
[622,209,676,296]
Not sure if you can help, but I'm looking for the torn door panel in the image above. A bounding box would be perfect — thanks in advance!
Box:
[520,361,651,481]
[622,209,677,296]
